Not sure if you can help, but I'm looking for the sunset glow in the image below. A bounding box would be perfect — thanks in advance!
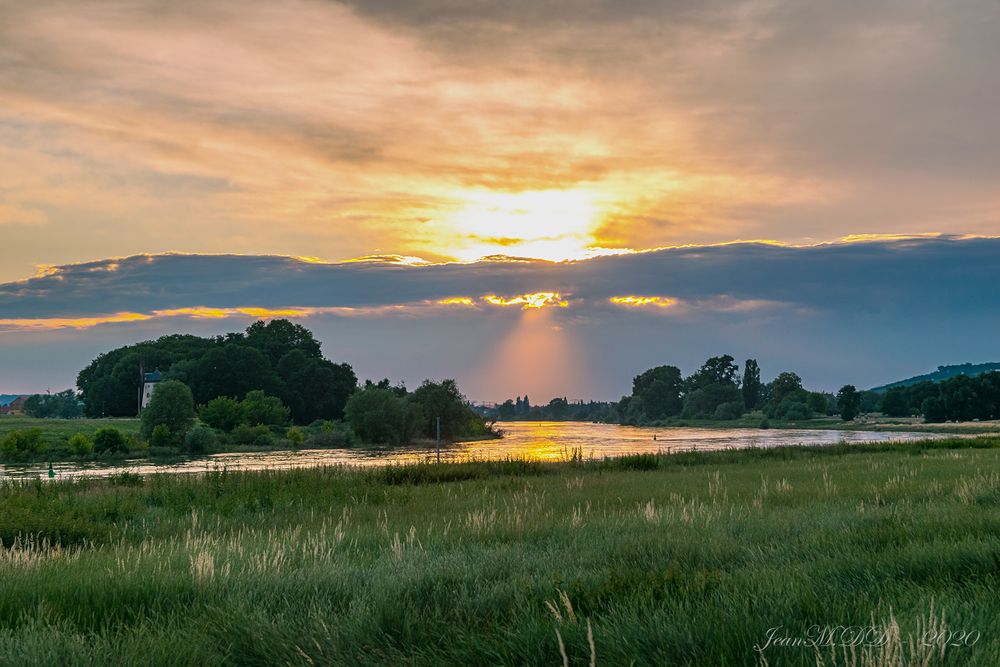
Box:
[483,293,569,309]
[441,189,604,261]
[610,296,679,309]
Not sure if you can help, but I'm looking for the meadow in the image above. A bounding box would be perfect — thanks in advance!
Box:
[2,438,1000,665]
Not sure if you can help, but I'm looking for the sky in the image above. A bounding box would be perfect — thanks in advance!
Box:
[1,0,999,399]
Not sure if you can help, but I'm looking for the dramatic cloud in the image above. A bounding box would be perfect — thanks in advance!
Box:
[1,0,998,280]
[1,238,998,399]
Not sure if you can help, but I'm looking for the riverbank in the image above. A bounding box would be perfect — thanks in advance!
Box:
[0,417,500,465]
[635,413,1000,434]
[2,436,999,665]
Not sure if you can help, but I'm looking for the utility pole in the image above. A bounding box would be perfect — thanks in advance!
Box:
[436,416,441,464]
[137,358,144,416]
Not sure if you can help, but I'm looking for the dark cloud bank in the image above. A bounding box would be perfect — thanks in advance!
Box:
[0,237,998,398]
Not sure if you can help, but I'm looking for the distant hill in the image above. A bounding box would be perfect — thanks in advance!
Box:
[871,362,1000,392]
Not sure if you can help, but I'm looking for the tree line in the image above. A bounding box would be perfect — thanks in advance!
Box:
[879,372,1000,422]
[615,355,862,424]
[69,319,492,451]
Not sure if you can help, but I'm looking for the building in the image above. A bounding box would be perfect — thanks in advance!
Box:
[0,395,29,415]
[141,370,163,409]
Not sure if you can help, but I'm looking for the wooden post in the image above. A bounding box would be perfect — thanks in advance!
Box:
[436,416,441,464]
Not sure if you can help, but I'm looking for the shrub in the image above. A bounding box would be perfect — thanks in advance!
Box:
[306,421,356,448]
[141,380,197,440]
[231,423,275,447]
[1,429,45,457]
[759,418,770,429]
[150,424,173,448]
[93,427,129,455]
[199,396,245,432]
[184,425,216,453]
[241,390,290,427]
[67,432,93,455]
[713,401,744,420]
[286,426,306,446]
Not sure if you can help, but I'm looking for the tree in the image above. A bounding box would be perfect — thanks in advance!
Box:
[140,380,196,440]
[276,349,357,423]
[922,396,948,423]
[497,399,516,420]
[199,396,245,432]
[409,379,479,439]
[23,390,83,419]
[240,390,290,426]
[244,319,322,366]
[742,359,762,410]
[880,387,911,417]
[631,366,684,420]
[184,345,283,405]
[836,385,861,421]
[93,427,129,454]
[769,372,804,406]
[687,355,740,391]
[344,386,414,445]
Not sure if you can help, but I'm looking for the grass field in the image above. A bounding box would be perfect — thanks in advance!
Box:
[0,416,141,449]
[2,437,1000,665]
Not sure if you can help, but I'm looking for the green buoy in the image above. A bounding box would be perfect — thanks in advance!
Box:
[48,462,55,478]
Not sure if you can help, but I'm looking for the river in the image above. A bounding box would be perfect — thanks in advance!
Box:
[0,421,958,481]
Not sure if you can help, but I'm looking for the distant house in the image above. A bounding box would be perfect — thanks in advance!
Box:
[141,370,163,409]
[0,395,29,415]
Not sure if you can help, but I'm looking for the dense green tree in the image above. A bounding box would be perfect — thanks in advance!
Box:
[344,387,415,445]
[768,372,804,406]
[93,427,129,454]
[497,399,516,420]
[631,366,684,420]
[687,355,740,391]
[23,390,83,419]
[836,385,861,421]
[741,359,762,410]
[199,396,244,432]
[682,384,743,419]
[183,345,284,405]
[409,379,480,440]
[880,387,911,417]
[244,319,322,366]
[276,349,357,423]
[140,380,197,440]
[922,396,947,423]
[807,392,829,415]
[240,390,290,427]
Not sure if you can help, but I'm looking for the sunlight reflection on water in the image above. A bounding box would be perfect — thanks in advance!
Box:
[0,421,959,481]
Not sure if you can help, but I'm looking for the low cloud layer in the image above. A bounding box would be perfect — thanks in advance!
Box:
[1,237,998,399]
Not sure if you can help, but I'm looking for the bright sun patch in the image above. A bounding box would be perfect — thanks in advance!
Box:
[610,295,679,308]
[441,189,603,262]
[483,293,569,309]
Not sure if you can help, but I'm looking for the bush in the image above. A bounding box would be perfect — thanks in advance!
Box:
[344,387,414,445]
[93,427,129,455]
[759,418,770,429]
[231,423,275,447]
[141,380,197,440]
[241,390,290,427]
[286,426,306,446]
[150,424,173,448]
[184,425,217,453]
[199,396,245,432]
[67,432,93,455]
[1,429,45,457]
[713,401,744,420]
[306,421,356,448]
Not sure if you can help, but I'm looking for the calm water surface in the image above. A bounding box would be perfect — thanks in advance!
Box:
[0,421,957,481]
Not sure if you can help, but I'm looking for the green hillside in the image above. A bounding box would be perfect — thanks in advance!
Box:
[871,362,1000,392]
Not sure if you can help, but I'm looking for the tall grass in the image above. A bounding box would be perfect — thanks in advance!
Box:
[2,438,1000,665]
